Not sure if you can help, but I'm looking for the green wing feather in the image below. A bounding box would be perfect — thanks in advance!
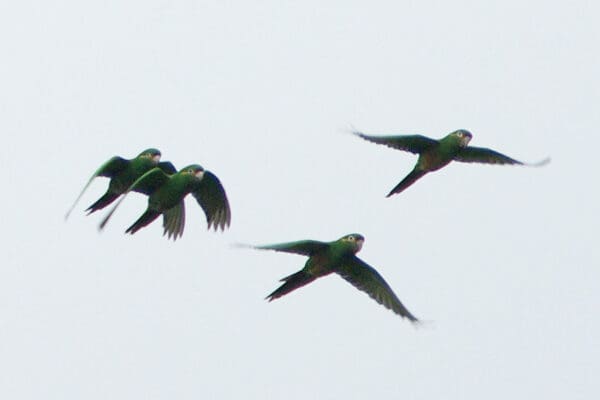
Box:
[128,168,171,195]
[95,156,130,177]
[162,201,186,240]
[191,171,231,231]
[353,131,438,154]
[98,168,171,230]
[65,156,129,219]
[336,256,418,322]
[157,161,177,175]
[454,146,550,166]
[254,240,328,256]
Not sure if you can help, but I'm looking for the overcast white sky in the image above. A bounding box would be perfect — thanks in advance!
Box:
[1,1,599,399]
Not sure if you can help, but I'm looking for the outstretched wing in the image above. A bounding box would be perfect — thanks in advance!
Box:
[191,171,231,231]
[353,131,438,154]
[65,156,129,219]
[129,167,171,195]
[162,201,186,240]
[94,156,130,177]
[455,146,550,166]
[253,240,328,256]
[337,256,419,322]
[98,168,171,230]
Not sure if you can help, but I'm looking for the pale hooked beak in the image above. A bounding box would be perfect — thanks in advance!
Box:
[356,238,364,251]
[152,154,161,162]
[195,170,205,178]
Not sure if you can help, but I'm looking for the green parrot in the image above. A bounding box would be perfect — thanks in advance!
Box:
[249,233,418,322]
[65,148,176,219]
[99,164,231,240]
[353,129,550,196]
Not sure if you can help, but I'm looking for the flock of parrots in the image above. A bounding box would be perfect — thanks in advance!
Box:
[66,129,549,324]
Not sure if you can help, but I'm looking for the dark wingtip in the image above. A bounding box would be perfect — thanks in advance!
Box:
[265,291,283,302]
[163,230,181,241]
[125,224,138,235]
[85,203,99,215]
[386,186,403,197]
[206,210,231,232]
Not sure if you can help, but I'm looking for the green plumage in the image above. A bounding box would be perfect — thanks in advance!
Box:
[65,148,174,218]
[353,129,550,196]
[99,164,231,240]
[251,234,419,323]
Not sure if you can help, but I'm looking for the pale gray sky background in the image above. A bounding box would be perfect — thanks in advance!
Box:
[1,1,599,399]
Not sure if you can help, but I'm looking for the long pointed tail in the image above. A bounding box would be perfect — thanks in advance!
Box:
[85,191,120,215]
[266,271,317,302]
[386,169,427,197]
[125,210,161,235]
[65,177,95,220]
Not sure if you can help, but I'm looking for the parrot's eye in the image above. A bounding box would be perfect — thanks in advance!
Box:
[348,236,354,241]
